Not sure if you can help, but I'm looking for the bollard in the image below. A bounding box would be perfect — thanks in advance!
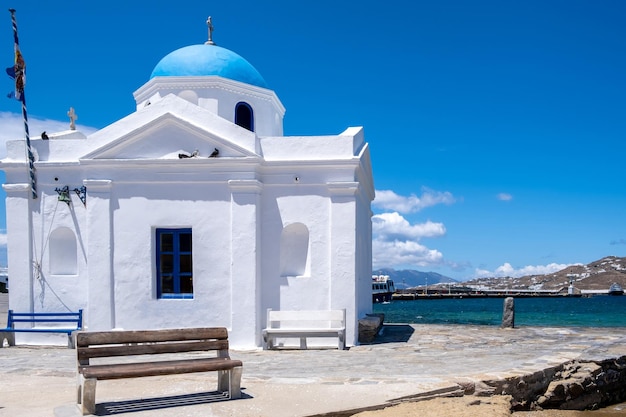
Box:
[501,297,515,328]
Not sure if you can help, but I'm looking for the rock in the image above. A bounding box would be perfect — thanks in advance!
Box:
[454,379,477,395]
[358,313,384,343]
[568,382,585,398]
[501,297,515,328]
[476,358,626,412]
[531,358,626,410]
[474,381,497,397]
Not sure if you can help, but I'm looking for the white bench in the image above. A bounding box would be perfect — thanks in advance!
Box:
[262,309,346,350]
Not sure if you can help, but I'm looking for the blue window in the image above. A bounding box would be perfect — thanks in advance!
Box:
[235,102,254,132]
[156,228,193,299]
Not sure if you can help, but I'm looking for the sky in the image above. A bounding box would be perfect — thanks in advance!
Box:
[0,1,625,281]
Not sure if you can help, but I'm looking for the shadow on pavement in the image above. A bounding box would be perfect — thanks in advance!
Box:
[366,324,414,344]
[94,390,251,415]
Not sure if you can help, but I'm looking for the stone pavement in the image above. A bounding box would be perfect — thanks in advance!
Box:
[1,292,625,417]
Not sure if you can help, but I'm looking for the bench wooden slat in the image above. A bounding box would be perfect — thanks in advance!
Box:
[77,339,229,360]
[80,357,243,380]
[76,327,227,346]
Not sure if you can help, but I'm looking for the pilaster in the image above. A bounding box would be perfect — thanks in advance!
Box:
[228,179,262,348]
[328,182,359,346]
[84,179,114,330]
[2,183,34,312]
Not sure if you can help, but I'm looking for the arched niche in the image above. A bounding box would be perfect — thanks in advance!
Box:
[279,223,309,277]
[49,227,78,275]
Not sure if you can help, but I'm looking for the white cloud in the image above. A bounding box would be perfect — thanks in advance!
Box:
[497,193,513,201]
[473,262,578,279]
[372,211,446,269]
[373,188,455,214]
[373,239,444,269]
[371,189,453,270]
[0,111,97,158]
[373,212,445,241]
[0,232,6,247]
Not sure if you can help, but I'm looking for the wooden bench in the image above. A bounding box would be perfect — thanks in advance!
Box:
[76,327,243,415]
[262,309,346,350]
[0,309,83,348]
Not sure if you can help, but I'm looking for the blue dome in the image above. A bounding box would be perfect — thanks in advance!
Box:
[150,44,268,89]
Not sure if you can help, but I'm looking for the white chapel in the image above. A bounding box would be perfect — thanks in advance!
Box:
[1,21,375,348]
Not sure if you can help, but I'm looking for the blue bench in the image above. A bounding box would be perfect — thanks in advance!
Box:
[0,309,83,348]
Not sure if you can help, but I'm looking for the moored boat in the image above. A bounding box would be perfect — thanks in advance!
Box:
[372,275,396,303]
[608,283,624,296]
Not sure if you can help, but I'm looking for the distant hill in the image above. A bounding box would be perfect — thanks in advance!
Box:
[373,256,626,292]
[462,256,626,292]
[372,268,457,289]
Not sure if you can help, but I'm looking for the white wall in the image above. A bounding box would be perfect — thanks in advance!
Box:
[2,75,373,348]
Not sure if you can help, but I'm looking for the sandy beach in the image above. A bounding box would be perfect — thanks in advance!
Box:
[351,395,626,417]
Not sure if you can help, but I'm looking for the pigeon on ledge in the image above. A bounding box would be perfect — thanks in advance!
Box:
[178,149,200,159]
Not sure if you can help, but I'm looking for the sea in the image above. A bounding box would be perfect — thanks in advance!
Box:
[373,295,626,327]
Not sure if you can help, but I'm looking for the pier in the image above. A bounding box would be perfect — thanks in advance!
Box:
[392,288,582,300]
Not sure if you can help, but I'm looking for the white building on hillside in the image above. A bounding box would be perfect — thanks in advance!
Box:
[1,23,374,348]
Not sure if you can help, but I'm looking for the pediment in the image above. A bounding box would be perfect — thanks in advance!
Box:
[82,104,259,161]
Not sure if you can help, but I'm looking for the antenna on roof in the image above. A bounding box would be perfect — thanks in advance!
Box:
[205,16,215,45]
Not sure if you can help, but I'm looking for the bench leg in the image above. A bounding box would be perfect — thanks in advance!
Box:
[299,337,307,349]
[263,333,274,350]
[230,366,243,399]
[0,331,15,348]
[217,370,228,392]
[78,375,97,415]
[76,375,82,405]
[262,332,273,350]
[67,332,76,349]
[338,330,345,350]
[218,366,243,399]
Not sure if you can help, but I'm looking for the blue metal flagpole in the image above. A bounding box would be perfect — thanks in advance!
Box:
[8,8,37,199]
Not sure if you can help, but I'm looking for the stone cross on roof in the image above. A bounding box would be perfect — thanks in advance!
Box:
[205,16,215,45]
[67,107,77,130]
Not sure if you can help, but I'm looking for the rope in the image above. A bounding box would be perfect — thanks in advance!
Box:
[31,197,73,312]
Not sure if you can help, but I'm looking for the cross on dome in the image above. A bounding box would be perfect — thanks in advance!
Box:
[205,16,215,45]
[67,107,77,130]
[149,16,269,88]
